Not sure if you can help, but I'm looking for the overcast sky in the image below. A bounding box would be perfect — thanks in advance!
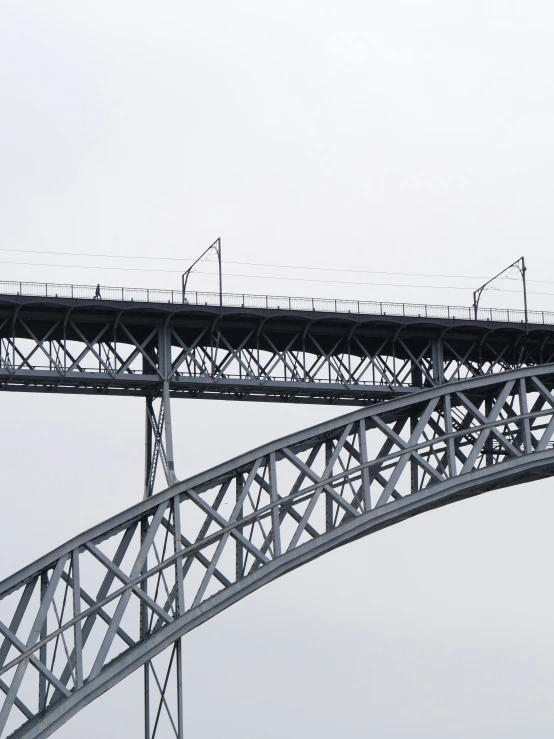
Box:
[2,2,554,737]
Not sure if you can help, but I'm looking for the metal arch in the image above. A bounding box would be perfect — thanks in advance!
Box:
[477,326,506,351]
[15,456,554,739]
[4,365,554,737]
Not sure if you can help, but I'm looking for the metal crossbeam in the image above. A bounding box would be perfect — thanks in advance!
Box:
[2,365,554,737]
[2,296,554,405]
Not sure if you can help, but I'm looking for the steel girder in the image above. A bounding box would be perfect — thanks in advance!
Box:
[2,365,554,737]
[2,297,554,404]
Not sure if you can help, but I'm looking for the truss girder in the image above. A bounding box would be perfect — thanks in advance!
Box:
[2,300,554,404]
[2,365,554,737]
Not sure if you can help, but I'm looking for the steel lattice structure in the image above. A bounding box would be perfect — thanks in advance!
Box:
[2,364,554,738]
[2,293,554,405]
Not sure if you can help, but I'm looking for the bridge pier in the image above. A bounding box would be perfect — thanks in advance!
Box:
[142,389,185,738]
[142,327,184,738]
[144,386,178,499]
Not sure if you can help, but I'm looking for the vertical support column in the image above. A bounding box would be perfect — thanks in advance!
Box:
[142,322,184,739]
[236,475,244,581]
[431,338,445,386]
[411,360,423,389]
[485,396,494,466]
[38,573,47,713]
[141,518,151,739]
[144,400,155,499]
[325,441,333,531]
[162,381,177,485]
[409,415,418,494]
[144,325,179,499]
[72,551,83,691]
[519,378,532,453]
[173,499,186,739]
[144,398,167,499]
[160,324,177,485]
[269,453,281,558]
[410,361,422,493]
[359,419,372,512]
[444,393,457,478]
[175,641,185,738]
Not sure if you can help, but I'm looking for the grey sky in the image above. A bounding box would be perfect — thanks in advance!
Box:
[1,2,554,737]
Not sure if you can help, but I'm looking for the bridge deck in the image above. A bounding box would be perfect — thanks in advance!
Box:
[1,280,553,404]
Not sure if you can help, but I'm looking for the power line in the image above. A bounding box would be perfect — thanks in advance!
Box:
[0,248,191,263]
[1,258,552,296]
[0,247,486,279]
[2,246,548,283]
[0,260,178,274]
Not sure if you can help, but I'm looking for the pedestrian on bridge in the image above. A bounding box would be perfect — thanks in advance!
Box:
[94,283,101,299]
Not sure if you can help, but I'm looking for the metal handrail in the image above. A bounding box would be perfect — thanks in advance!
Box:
[0,278,551,325]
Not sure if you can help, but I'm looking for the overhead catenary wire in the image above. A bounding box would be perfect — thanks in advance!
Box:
[1,246,552,284]
[0,258,552,296]
[0,247,488,279]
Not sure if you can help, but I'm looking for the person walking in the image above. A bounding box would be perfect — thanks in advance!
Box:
[94,283,101,299]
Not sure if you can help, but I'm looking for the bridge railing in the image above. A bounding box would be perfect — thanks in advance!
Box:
[0,278,553,325]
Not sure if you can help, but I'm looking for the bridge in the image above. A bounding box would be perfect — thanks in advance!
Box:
[2,278,554,738]
[2,279,554,405]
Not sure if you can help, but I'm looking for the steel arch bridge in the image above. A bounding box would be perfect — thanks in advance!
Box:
[2,283,554,738]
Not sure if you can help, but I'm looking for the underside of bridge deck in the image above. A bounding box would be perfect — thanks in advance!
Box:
[1,295,554,404]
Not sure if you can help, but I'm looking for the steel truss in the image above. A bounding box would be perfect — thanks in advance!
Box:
[2,365,554,737]
[2,297,554,404]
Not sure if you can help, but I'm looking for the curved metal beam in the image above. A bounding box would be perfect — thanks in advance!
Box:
[3,364,554,738]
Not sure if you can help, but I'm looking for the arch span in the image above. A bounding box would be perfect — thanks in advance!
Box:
[3,365,554,738]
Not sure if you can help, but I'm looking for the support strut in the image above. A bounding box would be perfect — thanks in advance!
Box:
[143,364,183,736]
